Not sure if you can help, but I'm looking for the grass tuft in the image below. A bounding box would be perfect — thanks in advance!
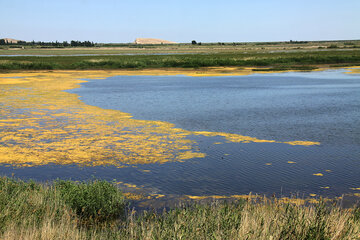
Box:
[55,179,126,223]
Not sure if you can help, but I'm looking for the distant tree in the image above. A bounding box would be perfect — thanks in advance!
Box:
[84,41,92,47]
[191,40,197,45]
[0,39,5,45]
[328,44,338,49]
[198,42,202,45]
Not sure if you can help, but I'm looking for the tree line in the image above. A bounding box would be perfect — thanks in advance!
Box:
[0,39,96,47]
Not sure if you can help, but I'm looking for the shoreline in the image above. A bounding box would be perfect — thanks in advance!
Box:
[1,176,360,239]
[1,65,360,76]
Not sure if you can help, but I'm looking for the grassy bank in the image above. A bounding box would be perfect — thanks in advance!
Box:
[1,177,360,239]
[1,50,360,72]
[1,40,360,56]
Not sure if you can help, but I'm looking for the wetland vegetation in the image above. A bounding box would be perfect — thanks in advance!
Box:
[1,41,360,72]
[1,177,360,240]
[0,50,360,71]
[1,41,360,239]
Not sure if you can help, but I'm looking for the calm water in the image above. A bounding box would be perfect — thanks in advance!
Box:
[74,70,360,146]
[2,69,360,198]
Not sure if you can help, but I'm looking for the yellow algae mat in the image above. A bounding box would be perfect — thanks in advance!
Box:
[0,70,320,168]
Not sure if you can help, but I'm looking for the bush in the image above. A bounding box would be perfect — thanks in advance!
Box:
[328,44,339,49]
[55,180,126,223]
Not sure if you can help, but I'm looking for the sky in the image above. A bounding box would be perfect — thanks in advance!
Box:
[0,0,359,43]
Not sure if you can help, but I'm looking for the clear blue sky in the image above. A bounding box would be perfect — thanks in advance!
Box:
[1,0,359,43]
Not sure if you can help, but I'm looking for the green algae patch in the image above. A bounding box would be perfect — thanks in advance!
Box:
[0,70,320,168]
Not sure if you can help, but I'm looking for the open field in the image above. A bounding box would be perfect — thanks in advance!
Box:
[1,40,360,72]
[1,49,360,72]
[0,177,360,240]
[1,40,360,55]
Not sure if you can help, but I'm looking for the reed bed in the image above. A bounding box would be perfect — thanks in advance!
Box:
[1,177,360,239]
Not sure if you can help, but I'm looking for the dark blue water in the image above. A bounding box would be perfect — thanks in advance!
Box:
[72,70,360,146]
[2,69,360,199]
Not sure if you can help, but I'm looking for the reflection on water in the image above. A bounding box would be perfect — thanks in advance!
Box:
[1,69,360,200]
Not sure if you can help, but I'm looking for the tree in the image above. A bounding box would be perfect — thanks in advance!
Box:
[191,40,197,45]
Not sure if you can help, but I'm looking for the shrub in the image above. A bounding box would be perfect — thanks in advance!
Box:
[55,180,126,223]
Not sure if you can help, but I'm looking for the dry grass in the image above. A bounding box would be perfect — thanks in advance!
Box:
[119,201,360,240]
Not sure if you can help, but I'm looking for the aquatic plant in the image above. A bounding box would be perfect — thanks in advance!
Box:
[0,71,318,168]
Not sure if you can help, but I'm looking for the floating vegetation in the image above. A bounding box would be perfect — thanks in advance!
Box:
[313,173,324,177]
[195,131,319,146]
[0,70,321,168]
[345,66,360,74]
[185,194,334,206]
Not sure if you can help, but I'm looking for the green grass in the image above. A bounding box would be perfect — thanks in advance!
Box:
[0,177,125,230]
[1,39,360,55]
[1,50,360,72]
[55,180,126,223]
[1,177,360,239]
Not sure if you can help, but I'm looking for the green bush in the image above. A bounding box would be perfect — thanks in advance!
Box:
[55,180,126,222]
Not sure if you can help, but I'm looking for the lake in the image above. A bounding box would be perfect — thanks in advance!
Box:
[1,69,360,199]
